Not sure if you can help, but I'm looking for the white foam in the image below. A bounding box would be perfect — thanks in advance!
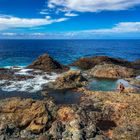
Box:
[0,69,59,93]
[15,69,33,76]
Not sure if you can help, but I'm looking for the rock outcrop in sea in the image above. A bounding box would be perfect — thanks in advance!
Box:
[27,53,69,73]
[70,56,132,70]
[88,63,136,79]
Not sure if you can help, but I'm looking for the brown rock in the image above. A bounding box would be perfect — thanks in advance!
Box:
[70,56,131,70]
[0,98,49,133]
[51,70,87,89]
[88,64,136,79]
[27,53,69,73]
[57,107,77,122]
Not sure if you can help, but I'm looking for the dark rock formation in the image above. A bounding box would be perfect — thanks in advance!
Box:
[27,53,69,73]
[70,56,132,70]
[50,70,87,89]
[88,63,136,79]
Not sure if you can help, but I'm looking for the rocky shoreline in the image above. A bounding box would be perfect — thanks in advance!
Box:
[0,53,140,140]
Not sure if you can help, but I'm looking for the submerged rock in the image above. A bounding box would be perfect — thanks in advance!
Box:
[88,63,136,79]
[50,70,87,89]
[27,53,69,73]
[70,56,131,70]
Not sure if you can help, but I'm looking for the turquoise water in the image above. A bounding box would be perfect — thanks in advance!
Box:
[88,78,118,91]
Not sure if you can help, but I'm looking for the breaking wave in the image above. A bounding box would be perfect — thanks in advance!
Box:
[0,68,59,93]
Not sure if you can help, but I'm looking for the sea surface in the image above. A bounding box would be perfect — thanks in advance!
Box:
[0,39,140,67]
[0,39,139,98]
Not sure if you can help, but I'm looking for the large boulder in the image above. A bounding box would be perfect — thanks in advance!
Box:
[70,56,131,70]
[51,70,87,89]
[88,64,136,79]
[27,53,69,73]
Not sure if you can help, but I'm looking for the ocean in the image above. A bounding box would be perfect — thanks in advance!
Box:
[0,39,140,67]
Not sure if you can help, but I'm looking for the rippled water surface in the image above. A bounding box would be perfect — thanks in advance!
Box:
[0,39,140,67]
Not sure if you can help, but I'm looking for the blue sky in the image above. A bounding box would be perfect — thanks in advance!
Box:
[0,0,140,39]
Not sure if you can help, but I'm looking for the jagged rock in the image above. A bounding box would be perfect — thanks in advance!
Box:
[0,87,139,139]
[27,53,69,73]
[51,70,87,89]
[0,98,53,134]
[70,56,131,70]
[88,63,136,79]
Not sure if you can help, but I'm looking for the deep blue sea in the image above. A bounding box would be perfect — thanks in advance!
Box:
[0,39,140,67]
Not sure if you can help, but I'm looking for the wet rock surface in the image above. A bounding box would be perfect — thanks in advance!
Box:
[27,53,69,73]
[0,68,34,81]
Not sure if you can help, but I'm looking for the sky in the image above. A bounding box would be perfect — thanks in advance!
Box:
[0,0,140,39]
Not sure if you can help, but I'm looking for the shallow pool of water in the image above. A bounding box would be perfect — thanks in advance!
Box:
[0,90,44,100]
[87,78,118,91]
[87,78,131,91]
[47,89,83,104]
[0,89,83,104]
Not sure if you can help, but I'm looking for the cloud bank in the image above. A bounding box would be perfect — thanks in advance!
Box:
[1,22,140,39]
[47,0,140,12]
[0,15,68,30]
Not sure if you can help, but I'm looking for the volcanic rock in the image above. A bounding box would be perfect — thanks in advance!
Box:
[70,56,131,70]
[50,70,87,89]
[88,63,136,79]
[27,53,69,73]
[0,98,56,135]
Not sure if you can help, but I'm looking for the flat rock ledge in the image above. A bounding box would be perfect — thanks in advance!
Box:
[88,63,137,79]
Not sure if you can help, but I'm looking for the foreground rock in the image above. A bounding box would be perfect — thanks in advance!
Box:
[0,89,140,139]
[0,97,57,139]
[27,53,69,73]
[88,63,136,79]
[50,70,87,89]
[70,56,132,70]
[78,89,140,140]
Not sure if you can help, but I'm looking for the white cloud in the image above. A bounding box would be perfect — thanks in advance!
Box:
[39,11,49,15]
[47,0,140,12]
[65,12,78,17]
[0,15,68,30]
[1,32,17,36]
[83,22,140,34]
[1,22,140,39]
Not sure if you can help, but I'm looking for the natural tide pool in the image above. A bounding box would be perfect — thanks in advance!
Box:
[0,89,83,105]
[87,78,129,92]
